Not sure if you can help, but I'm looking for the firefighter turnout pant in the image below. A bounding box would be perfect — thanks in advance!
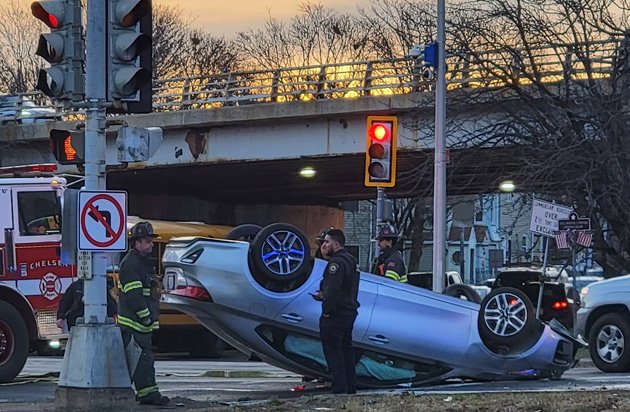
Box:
[121,326,160,400]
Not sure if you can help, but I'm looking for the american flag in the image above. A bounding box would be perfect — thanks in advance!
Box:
[555,230,570,249]
[555,229,592,249]
[576,230,593,247]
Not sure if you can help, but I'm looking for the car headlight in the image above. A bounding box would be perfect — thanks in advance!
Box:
[580,286,589,307]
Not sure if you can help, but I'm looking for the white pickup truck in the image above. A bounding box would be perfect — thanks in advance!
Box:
[575,275,630,372]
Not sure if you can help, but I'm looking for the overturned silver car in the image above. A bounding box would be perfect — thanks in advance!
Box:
[162,223,579,387]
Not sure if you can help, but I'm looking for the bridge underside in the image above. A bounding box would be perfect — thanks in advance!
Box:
[107,146,531,205]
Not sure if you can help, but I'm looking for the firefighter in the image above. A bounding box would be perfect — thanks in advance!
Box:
[56,277,117,330]
[118,221,169,406]
[372,224,408,283]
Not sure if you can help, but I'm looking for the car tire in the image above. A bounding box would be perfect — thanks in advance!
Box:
[0,301,29,383]
[189,331,225,359]
[250,223,311,282]
[478,287,537,353]
[589,313,630,372]
[443,284,482,304]
[226,224,262,242]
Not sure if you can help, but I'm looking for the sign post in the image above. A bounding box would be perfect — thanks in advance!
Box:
[557,213,592,276]
[529,198,573,320]
[55,1,134,409]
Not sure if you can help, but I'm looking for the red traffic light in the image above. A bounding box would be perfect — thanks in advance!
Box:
[364,116,397,188]
[114,0,151,28]
[368,123,391,142]
[31,2,64,29]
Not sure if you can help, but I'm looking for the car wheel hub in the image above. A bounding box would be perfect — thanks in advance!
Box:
[596,324,624,363]
[484,292,527,337]
[261,230,306,276]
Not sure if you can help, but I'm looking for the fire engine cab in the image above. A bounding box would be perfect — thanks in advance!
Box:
[0,164,74,382]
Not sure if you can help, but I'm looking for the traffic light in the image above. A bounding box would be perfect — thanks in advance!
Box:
[31,0,84,102]
[364,116,397,188]
[50,129,84,165]
[107,0,153,113]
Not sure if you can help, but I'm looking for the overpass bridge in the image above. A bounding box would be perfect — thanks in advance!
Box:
[0,39,620,208]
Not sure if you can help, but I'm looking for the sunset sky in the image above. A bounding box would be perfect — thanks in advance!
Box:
[1,0,364,37]
[155,0,362,36]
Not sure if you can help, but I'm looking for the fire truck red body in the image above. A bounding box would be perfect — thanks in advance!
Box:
[0,164,74,382]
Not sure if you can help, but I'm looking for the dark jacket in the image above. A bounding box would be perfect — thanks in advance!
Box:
[320,248,360,324]
[117,249,160,333]
[56,279,117,328]
[374,248,407,283]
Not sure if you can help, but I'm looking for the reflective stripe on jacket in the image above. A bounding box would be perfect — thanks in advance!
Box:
[375,249,408,283]
[118,249,160,333]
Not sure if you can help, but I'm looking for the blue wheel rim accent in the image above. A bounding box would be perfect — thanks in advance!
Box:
[260,230,306,276]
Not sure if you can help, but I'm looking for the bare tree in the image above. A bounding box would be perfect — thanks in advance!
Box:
[445,0,630,274]
[234,2,371,69]
[152,4,240,79]
[0,0,44,93]
[358,0,437,60]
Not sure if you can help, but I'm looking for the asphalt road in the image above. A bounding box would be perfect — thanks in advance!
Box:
[2,352,626,408]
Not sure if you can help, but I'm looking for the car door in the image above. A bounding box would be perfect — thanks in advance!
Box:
[362,279,475,365]
[274,269,377,341]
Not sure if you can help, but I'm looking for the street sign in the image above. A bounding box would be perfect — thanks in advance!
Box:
[558,212,591,231]
[529,198,573,237]
[78,190,127,251]
[77,250,92,279]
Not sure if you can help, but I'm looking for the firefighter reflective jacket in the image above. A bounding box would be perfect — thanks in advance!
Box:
[118,249,160,333]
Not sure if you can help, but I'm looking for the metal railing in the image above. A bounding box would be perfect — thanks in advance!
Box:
[9,37,625,115]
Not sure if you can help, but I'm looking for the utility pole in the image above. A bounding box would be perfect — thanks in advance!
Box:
[432,0,447,293]
[54,1,134,410]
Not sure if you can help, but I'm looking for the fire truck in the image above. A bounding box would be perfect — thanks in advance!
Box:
[0,164,73,382]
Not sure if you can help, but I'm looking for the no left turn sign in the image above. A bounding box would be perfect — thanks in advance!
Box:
[78,191,128,251]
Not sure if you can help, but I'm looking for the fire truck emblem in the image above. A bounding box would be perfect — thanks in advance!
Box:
[39,272,62,300]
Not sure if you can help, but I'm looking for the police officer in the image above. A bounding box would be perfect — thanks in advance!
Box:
[118,221,169,406]
[373,224,407,283]
[313,228,360,394]
[314,227,333,260]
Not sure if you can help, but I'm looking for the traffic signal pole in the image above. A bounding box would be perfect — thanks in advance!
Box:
[55,1,134,410]
[431,0,447,293]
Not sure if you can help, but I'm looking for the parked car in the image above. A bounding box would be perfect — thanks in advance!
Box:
[162,223,579,387]
[407,271,482,302]
[0,95,59,125]
[491,267,578,330]
[575,275,630,372]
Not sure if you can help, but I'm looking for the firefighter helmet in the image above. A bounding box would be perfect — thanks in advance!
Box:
[376,223,399,240]
[129,221,157,240]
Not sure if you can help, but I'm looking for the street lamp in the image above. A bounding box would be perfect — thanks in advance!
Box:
[299,166,316,178]
[499,180,516,192]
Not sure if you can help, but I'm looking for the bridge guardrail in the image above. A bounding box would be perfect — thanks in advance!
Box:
[15,37,626,115]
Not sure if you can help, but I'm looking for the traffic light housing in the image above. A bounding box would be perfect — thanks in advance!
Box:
[31,0,84,102]
[107,0,153,113]
[50,129,84,165]
[364,116,397,188]
[116,126,163,162]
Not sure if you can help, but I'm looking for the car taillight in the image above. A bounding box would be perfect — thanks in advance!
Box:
[170,285,213,302]
[552,300,568,310]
